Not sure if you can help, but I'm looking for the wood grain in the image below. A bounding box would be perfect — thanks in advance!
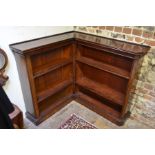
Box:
[10,31,150,126]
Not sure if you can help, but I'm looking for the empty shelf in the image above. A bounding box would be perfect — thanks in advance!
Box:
[77,92,121,118]
[33,59,72,78]
[76,57,130,79]
[37,79,72,103]
[76,77,125,106]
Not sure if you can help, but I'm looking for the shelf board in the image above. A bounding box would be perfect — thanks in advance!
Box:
[39,94,73,117]
[76,92,121,118]
[76,57,130,79]
[37,79,72,103]
[76,77,125,106]
[33,59,72,78]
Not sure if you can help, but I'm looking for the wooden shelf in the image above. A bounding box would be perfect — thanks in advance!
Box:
[39,94,73,116]
[77,92,121,118]
[37,79,72,103]
[76,57,130,79]
[10,31,149,126]
[76,77,125,106]
[33,59,72,78]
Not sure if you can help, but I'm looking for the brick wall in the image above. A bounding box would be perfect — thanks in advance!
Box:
[75,26,155,46]
[75,26,155,128]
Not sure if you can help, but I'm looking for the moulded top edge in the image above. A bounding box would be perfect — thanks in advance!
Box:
[74,32,150,55]
[9,31,150,55]
[9,31,75,53]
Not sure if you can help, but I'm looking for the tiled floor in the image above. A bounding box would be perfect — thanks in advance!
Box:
[24,101,152,129]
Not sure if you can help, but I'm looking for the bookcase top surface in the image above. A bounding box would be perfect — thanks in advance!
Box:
[10,31,74,53]
[10,31,150,55]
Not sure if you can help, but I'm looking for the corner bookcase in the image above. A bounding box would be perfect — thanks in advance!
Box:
[10,31,150,125]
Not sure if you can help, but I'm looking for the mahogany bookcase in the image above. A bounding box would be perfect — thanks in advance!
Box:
[10,31,150,125]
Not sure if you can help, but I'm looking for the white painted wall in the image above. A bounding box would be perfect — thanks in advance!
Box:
[0,26,74,115]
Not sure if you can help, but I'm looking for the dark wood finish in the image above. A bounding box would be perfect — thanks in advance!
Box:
[9,104,23,129]
[10,31,150,126]
[75,93,130,126]
[76,57,130,79]
[37,79,72,103]
[13,53,37,116]
[76,77,125,106]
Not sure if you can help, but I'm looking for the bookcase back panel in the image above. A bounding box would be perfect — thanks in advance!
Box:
[39,85,73,113]
[77,86,122,113]
[76,62,128,94]
[77,44,133,72]
[31,44,73,74]
[35,64,73,94]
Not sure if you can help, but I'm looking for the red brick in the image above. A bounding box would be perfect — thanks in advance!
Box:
[123,27,132,34]
[99,26,105,30]
[132,29,142,36]
[144,40,155,46]
[144,83,154,90]
[143,30,153,38]
[137,87,148,94]
[114,26,123,33]
[149,91,155,98]
[135,37,144,43]
[106,26,114,31]
[143,94,154,100]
